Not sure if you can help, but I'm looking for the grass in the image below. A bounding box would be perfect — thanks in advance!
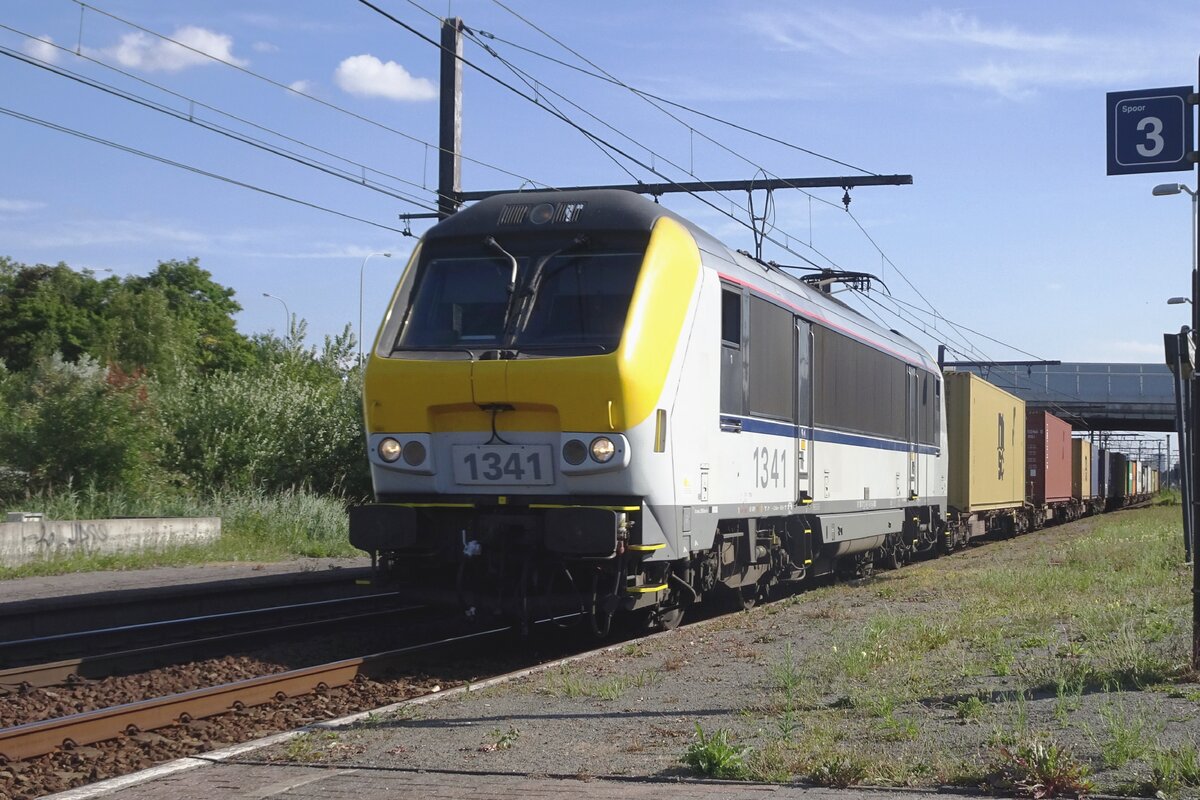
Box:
[0,486,358,578]
[684,505,1194,793]
[542,666,660,700]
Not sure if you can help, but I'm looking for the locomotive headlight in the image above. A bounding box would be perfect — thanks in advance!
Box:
[402,440,426,466]
[590,436,616,463]
[378,437,402,462]
[563,439,587,465]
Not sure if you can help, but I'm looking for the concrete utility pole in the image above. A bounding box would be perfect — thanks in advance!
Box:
[438,17,463,220]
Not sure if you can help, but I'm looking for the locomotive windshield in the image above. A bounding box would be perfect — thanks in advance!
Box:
[390,234,645,357]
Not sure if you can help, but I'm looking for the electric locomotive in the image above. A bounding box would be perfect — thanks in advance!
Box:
[351,189,948,633]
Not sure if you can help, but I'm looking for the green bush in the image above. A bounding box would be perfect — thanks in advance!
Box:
[157,330,369,497]
[0,354,170,498]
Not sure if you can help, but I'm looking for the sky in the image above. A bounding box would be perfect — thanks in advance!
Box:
[2,0,1199,398]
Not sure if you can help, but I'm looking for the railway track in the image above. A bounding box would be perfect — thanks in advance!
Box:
[0,566,376,643]
[0,593,424,688]
[0,625,506,763]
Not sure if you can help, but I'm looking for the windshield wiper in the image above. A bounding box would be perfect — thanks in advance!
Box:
[509,234,591,343]
[484,236,519,295]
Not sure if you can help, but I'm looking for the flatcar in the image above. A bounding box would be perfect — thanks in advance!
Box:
[351,189,948,633]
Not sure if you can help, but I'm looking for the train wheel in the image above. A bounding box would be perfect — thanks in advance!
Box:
[721,583,758,611]
[655,604,687,631]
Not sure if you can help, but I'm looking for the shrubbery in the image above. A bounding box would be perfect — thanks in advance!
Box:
[0,256,371,508]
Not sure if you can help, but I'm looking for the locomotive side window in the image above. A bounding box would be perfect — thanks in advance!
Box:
[918,371,939,446]
[813,325,905,440]
[720,287,744,415]
[747,296,796,421]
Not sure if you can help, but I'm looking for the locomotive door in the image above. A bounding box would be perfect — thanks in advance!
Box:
[905,366,919,498]
[795,319,813,501]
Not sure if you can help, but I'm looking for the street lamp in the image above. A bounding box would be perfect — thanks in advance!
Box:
[1153,178,1200,667]
[262,292,291,339]
[358,252,392,366]
[1169,297,1193,305]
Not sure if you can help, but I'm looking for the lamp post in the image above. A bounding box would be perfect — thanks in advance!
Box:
[1153,178,1200,667]
[262,292,291,339]
[358,252,392,366]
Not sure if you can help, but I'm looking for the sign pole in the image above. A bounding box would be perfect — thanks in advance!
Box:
[1192,53,1200,670]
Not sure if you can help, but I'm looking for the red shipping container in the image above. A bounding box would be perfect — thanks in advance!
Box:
[1026,410,1072,504]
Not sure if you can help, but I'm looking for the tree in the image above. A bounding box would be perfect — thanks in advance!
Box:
[126,259,253,373]
[0,260,112,372]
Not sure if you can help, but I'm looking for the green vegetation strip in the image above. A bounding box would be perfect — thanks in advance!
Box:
[683,504,1199,797]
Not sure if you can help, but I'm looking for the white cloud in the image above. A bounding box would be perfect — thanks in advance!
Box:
[334,54,436,101]
[22,35,58,64]
[288,79,312,94]
[11,219,207,249]
[252,41,279,54]
[742,8,1179,99]
[0,198,46,213]
[102,26,247,72]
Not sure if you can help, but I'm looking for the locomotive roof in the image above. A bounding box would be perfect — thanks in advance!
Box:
[433,189,936,372]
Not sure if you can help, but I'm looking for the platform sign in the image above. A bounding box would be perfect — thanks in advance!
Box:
[1107,86,1194,175]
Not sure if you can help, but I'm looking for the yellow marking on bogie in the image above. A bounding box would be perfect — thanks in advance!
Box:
[627,543,665,552]
[626,583,668,594]
[529,504,641,512]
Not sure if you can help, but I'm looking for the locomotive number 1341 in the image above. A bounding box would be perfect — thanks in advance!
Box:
[753,446,788,489]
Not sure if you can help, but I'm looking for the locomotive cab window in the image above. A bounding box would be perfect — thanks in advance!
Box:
[389,234,646,356]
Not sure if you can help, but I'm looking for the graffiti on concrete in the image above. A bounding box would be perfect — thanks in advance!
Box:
[22,522,110,553]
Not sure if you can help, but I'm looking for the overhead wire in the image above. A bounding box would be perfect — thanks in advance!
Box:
[68,0,551,190]
[480,0,876,176]
[0,44,440,213]
[357,0,843,272]
[472,3,1013,364]
[0,105,411,234]
[0,22,453,210]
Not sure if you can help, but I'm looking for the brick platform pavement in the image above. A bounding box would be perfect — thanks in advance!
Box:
[49,759,977,800]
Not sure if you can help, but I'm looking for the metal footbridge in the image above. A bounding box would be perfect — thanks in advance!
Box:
[952,362,1175,433]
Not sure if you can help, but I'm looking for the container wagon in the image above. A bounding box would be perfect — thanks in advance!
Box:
[944,371,1028,539]
[1107,451,1128,510]
[1073,439,1103,516]
[1027,410,1075,523]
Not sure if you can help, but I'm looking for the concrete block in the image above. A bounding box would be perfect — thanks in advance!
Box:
[0,517,221,567]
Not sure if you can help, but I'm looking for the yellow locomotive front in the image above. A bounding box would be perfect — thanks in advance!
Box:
[351,190,701,631]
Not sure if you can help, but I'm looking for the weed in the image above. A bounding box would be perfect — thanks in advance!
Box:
[479,726,520,752]
[746,741,794,783]
[1148,741,1200,795]
[681,723,750,780]
[955,695,987,721]
[660,653,688,671]
[807,754,868,788]
[991,734,1093,798]
[1052,676,1084,726]
[768,643,806,700]
[283,731,339,762]
[1085,694,1153,768]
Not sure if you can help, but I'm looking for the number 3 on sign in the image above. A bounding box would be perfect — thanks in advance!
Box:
[753,446,787,489]
[1137,116,1164,157]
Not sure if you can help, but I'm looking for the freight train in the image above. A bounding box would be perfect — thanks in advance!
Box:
[350,189,1159,634]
